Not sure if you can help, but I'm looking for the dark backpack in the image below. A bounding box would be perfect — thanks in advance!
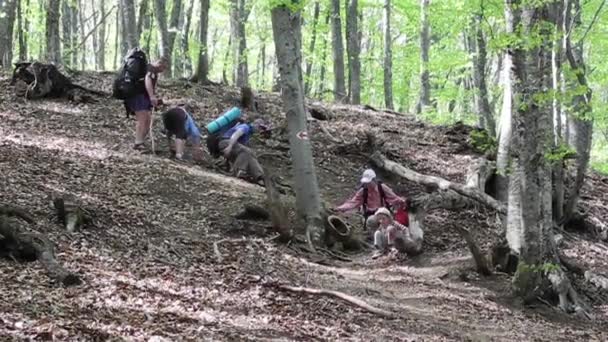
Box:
[112,48,148,100]
[362,181,387,214]
[206,119,243,158]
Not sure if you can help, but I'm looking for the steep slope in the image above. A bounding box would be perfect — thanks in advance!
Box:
[1,71,607,341]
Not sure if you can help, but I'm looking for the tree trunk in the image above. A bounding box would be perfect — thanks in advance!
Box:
[45,0,61,64]
[77,0,86,69]
[97,0,106,70]
[506,1,577,309]
[62,0,73,66]
[118,0,128,58]
[346,0,360,104]
[18,0,29,61]
[153,0,174,75]
[222,35,232,84]
[271,2,325,249]
[70,2,77,66]
[315,11,331,98]
[178,0,194,78]
[382,0,393,109]
[231,0,248,87]
[495,49,513,204]
[552,2,565,222]
[0,0,17,67]
[561,0,593,225]
[330,0,346,102]
[191,0,210,83]
[471,9,496,136]
[137,0,148,42]
[121,0,137,49]
[417,0,431,114]
[304,1,320,96]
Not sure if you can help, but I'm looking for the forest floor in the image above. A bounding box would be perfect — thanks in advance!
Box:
[1,70,608,341]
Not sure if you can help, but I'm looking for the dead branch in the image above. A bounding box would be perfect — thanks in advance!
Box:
[277,284,396,318]
[0,205,35,224]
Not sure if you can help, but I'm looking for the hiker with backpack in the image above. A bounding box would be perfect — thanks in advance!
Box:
[112,48,168,150]
[218,118,271,185]
[369,205,423,259]
[334,169,407,229]
[161,106,204,161]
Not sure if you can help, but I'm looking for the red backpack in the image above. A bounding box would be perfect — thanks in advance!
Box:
[394,206,409,227]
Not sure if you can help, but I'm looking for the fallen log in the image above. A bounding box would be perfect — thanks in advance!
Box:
[0,217,81,286]
[11,61,105,102]
[276,284,396,318]
[370,151,505,215]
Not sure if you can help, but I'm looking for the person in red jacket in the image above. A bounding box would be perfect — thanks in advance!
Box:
[334,169,407,229]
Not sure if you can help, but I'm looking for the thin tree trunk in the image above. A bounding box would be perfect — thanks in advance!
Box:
[271,1,325,249]
[383,0,393,109]
[192,0,210,82]
[0,0,17,67]
[70,2,77,66]
[257,42,265,87]
[552,2,565,222]
[222,35,232,84]
[231,0,248,87]
[471,8,496,136]
[417,0,431,113]
[346,0,360,104]
[304,1,320,96]
[17,0,27,61]
[137,0,148,42]
[114,1,120,68]
[45,0,61,64]
[97,0,106,70]
[315,11,331,98]
[78,0,86,69]
[179,0,194,77]
[153,0,171,74]
[122,0,137,49]
[561,0,593,224]
[208,26,218,70]
[92,0,99,70]
[118,0,128,58]
[330,0,346,102]
[61,0,72,66]
[167,0,183,57]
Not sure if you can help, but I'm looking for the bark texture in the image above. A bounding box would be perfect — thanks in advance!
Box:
[330,0,346,102]
[121,0,138,48]
[382,0,393,109]
[471,10,496,136]
[0,0,17,67]
[417,0,431,113]
[231,0,248,87]
[271,3,325,249]
[346,0,360,104]
[45,0,62,64]
[304,1,320,95]
[192,0,210,82]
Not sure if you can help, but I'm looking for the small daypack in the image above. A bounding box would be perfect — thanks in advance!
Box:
[112,48,148,100]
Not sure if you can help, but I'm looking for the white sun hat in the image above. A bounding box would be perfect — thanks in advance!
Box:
[374,207,392,218]
[360,169,377,184]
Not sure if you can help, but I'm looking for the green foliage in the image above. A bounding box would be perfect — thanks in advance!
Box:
[469,129,497,155]
[545,143,577,164]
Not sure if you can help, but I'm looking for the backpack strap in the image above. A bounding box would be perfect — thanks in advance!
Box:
[362,185,369,214]
[377,181,386,208]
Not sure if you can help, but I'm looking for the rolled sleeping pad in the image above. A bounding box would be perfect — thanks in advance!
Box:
[206,107,242,134]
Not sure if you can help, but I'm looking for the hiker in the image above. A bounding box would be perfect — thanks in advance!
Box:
[334,169,406,228]
[371,206,423,259]
[219,118,271,185]
[161,106,204,161]
[113,48,168,150]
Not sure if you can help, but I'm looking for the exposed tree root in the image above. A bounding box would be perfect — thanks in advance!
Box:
[0,217,81,286]
[276,284,396,318]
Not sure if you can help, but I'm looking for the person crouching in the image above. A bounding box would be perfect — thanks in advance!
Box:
[371,207,423,259]
[218,118,270,185]
[161,106,204,162]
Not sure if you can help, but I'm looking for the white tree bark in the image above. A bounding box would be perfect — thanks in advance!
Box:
[271,2,324,248]
[417,0,431,113]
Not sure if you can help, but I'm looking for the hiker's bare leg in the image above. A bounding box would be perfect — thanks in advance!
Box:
[135,110,151,145]
[174,139,186,159]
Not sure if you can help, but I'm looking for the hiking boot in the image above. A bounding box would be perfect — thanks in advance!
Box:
[133,143,146,151]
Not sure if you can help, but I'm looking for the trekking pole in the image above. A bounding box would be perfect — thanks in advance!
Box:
[149,108,156,155]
